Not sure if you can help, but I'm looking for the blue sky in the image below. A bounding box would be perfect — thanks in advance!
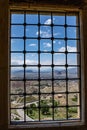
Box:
[11,13,79,70]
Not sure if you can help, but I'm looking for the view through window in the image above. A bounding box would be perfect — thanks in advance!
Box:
[10,10,81,124]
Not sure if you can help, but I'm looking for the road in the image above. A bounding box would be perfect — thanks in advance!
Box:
[12,101,39,121]
[17,109,34,121]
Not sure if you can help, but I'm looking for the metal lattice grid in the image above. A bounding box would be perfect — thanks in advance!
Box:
[10,10,81,124]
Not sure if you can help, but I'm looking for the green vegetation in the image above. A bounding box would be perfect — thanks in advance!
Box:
[17,96,37,103]
[68,107,77,113]
[25,100,78,120]
[14,117,20,120]
[40,100,50,115]
[72,96,78,102]
[25,100,52,120]
[54,100,60,107]
[25,108,38,120]
[54,108,66,120]
[11,80,79,121]
[68,107,78,118]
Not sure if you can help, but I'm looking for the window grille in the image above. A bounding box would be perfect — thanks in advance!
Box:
[10,10,81,125]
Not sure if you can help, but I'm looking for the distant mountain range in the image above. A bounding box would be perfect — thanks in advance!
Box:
[13,69,33,74]
[55,68,78,74]
[11,68,79,79]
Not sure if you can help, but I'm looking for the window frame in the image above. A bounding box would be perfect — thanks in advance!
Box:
[0,0,86,129]
[8,9,83,127]
[10,9,81,121]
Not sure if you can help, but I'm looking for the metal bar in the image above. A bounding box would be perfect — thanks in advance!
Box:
[51,12,54,120]
[38,12,41,121]
[65,12,68,120]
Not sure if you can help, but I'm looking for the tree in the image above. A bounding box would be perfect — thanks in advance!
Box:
[40,100,50,115]
[54,100,58,107]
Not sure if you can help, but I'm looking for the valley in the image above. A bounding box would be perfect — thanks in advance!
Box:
[10,68,80,121]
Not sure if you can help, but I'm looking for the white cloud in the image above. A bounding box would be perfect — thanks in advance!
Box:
[11,58,66,69]
[36,29,61,38]
[26,60,37,65]
[53,41,61,44]
[44,19,51,25]
[11,59,23,65]
[67,46,76,52]
[29,43,36,47]
[11,59,37,65]
[58,47,65,52]
[36,30,51,38]
[41,30,51,38]
[59,46,76,52]
[43,42,51,48]
[44,18,55,25]
[53,32,61,36]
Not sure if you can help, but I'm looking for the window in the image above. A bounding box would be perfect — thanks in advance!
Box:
[9,10,83,127]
